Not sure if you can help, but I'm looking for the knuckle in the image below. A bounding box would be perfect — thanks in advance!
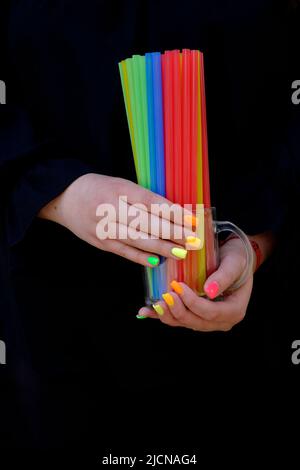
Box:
[173,307,185,322]
[116,243,128,258]
[186,296,201,314]
[221,324,233,332]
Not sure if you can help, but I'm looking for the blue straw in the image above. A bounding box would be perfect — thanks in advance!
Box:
[146,53,157,194]
[152,52,166,197]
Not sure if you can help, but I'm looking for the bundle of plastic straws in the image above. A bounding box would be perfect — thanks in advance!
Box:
[119,49,213,300]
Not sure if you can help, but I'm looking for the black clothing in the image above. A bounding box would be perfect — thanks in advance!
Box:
[0,0,299,451]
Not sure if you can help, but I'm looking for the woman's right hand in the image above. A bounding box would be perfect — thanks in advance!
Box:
[38,173,197,267]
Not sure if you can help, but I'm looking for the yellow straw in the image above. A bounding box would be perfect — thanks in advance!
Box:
[197,51,206,294]
[119,61,139,177]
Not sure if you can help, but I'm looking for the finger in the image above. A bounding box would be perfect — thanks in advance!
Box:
[203,248,247,300]
[95,239,161,268]
[119,224,189,261]
[122,203,196,247]
[123,179,193,223]
[160,291,213,331]
[169,279,250,324]
[169,281,222,321]
[136,307,160,320]
[138,302,233,332]
[151,301,182,327]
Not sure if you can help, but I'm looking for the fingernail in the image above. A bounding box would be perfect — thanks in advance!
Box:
[148,256,160,267]
[204,281,219,299]
[185,236,202,250]
[184,214,199,228]
[136,314,149,320]
[171,247,187,260]
[152,303,164,316]
[170,280,183,295]
[162,293,174,307]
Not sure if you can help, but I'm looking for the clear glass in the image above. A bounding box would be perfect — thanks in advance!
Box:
[144,207,254,305]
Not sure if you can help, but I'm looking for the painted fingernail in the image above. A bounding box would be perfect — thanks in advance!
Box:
[162,293,174,307]
[204,281,219,299]
[136,314,149,319]
[185,236,202,250]
[170,280,183,295]
[171,247,187,260]
[148,256,160,267]
[184,214,199,228]
[152,303,164,316]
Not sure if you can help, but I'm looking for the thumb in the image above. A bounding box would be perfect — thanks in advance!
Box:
[204,253,245,299]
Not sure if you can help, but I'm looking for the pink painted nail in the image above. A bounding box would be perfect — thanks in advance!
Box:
[204,281,219,299]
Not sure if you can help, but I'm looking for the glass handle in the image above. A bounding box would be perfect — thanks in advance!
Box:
[215,221,254,291]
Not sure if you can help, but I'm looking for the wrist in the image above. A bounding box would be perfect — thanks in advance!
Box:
[220,234,263,273]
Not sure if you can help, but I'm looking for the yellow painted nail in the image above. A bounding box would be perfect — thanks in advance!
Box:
[152,304,164,316]
[171,247,187,259]
[162,293,174,307]
[170,280,183,295]
[185,236,202,250]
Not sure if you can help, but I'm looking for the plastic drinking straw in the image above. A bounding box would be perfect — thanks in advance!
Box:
[146,53,157,193]
[152,52,166,298]
[134,55,151,190]
[181,49,192,285]
[162,52,174,202]
[152,52,166,197]
[196,52,207,293]
[145,53,159,299]
[199,53,211,208]
[119,61,139,179]
[182,49,191,206]
[162,52,179,284]
[188,50,201,291]
[190,51,199,207]
[199,52,216,281]
[171,50,182,205]
[131,56,147,188]
[125,58,145,187]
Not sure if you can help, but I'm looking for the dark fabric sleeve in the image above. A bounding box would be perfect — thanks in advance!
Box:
[0,106,94,246]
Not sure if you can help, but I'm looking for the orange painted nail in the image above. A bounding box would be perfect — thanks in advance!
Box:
[170,280,183,295]
[184,214,198,228]
[162,293,174,307]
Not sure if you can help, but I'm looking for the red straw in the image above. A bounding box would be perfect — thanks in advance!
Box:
[162,52,174,202]
[182,49,191,205]
[181,50,192,286]
[199,53,211,208]
[199,53,216,277]
[170,50,184,281]
[171,50,182,205]
[188,50,200,291]
[190,50,199,207]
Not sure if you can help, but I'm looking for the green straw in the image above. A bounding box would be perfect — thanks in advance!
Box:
[132,55,150,189]
[125,58,143,186]
[137,55,151,190]
[118,61,139,179]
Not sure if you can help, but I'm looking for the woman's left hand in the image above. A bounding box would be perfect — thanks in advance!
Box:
[137,237,254,332]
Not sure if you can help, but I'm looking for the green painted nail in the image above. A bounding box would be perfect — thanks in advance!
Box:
[148,256,160,267]
[136,314,148,320]
[171,247,187,260]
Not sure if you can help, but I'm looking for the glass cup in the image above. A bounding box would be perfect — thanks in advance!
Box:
[144,207,254,305]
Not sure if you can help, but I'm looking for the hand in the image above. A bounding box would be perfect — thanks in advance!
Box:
[38,173,196,267]
[138,237,254,332]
